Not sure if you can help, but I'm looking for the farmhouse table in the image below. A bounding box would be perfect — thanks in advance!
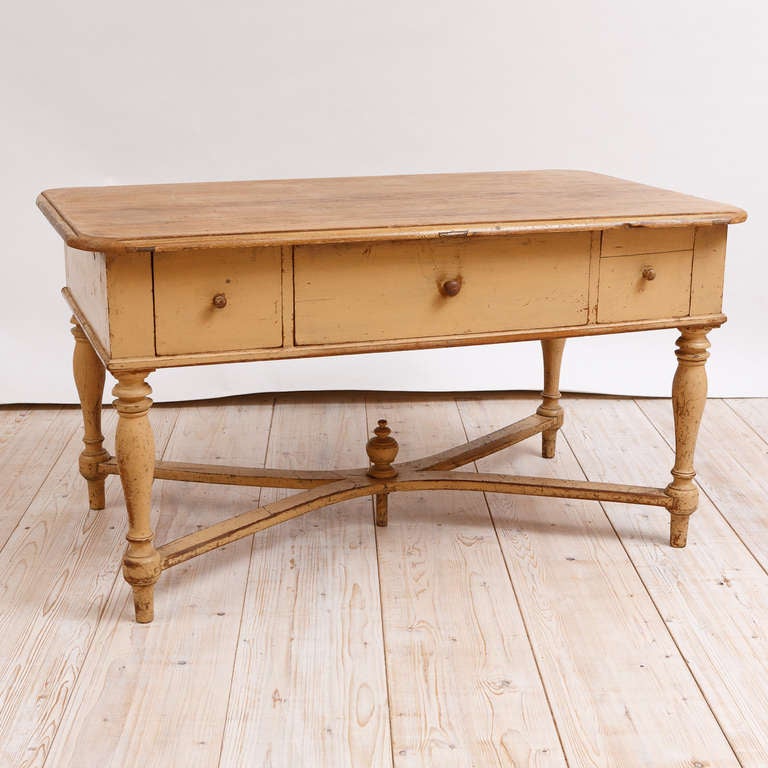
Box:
[37,170,746,623]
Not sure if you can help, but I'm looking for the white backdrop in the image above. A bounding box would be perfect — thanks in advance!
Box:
[1,0,765,403]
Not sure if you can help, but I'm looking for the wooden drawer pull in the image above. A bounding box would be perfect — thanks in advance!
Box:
[441,279,462,297]
[212,292,228,308]
[642,266,656,281]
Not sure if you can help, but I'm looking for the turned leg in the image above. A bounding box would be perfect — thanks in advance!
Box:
[366,420,399,527]
[71,319,110,509]
[113,370,160,622]
[666,327,711,548]
[374,494,389,527]
[537,338,566,458]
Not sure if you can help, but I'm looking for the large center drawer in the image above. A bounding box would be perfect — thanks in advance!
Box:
[293,233,591,345]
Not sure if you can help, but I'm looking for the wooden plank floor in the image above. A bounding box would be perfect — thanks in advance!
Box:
[1,393,768,767]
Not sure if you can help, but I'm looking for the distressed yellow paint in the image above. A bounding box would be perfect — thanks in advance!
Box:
[65,246,110,354]
[691,224,727,315]
[294,233,591,345]
[153,247,283,355]
[598,250,693,323]
[601,226,695,257]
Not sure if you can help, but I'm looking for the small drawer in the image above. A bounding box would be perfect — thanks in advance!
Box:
[597,251,693,323]
[154,247,283,355]
[294,233,591,345]
[601,226,694,257]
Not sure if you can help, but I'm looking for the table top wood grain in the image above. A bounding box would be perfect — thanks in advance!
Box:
[38,170,746,253]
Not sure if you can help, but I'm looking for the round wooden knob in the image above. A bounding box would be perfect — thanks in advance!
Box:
[212,293,228,308]
[642,266,656,281]
[441,279,461,297]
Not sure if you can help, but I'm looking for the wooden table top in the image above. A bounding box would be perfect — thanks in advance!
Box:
[38,170,746,253]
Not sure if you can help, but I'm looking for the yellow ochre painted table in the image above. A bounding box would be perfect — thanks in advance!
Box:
[37,170,746,623]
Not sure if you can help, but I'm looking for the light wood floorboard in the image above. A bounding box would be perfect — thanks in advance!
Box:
[640,398,768,571]
[566,397,768,767]
[43,401,271,768]
[367,394,566,767]
[726,398,768,441]
[0,407,178,768]
[0,407,80,549]
[0,394,765,767]
[218,395,392,768]
[459,396,739,768]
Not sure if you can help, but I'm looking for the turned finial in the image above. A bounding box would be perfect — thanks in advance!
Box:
[366,419,399,479]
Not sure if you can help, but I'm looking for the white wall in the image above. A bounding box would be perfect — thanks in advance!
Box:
[1,0,765,403]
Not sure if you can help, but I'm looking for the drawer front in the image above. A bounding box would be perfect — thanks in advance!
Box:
[294,233,591,345]
[597,250,693,323]
[154,247,283,355]
[601,226,695,257]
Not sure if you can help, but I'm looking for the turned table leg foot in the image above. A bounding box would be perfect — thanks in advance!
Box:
[537,338,566,458]
[113,370,160,623]
[665,327,711,548]
[669,512,692,549]
[71,319,110,509]
[374,494,389,527]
